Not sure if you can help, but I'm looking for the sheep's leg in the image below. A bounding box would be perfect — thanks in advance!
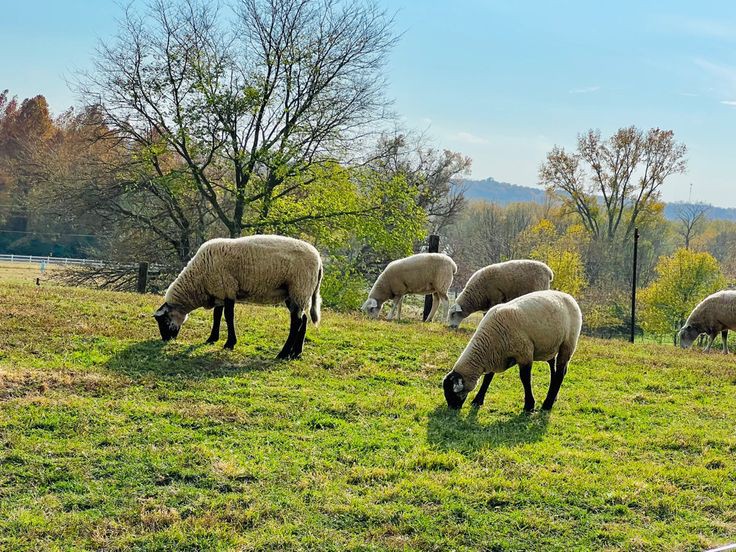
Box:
[223,299,237,350]
[277,301,301,359]
[387,299,398,321]
[438,292,450,321]
[704,333,716,353]
[288,314,309,360]
[542,353,568,410]
[723,329,729,354]
[206,305,224,344]
[519,363,535,412]
[471,372,494,408]
[395,296,404,321]
[426,293,440,322]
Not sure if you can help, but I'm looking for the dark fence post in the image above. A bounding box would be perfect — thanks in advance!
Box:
[423,235,440,321]
[137,262,149,294]
[630,228,639,343]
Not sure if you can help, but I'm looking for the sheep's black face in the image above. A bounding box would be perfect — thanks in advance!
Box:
[154,303,185,341]
[443,371,468,410]
[361,298,381,319]
[678,324,700,349]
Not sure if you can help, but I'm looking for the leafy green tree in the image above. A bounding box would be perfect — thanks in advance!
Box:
[640,248,726,338]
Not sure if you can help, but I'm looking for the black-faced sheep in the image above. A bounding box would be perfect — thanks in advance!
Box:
[448,260,553,328]
[443,290,582,411]
[361,253,457,322]
[154,235,322,359]
[678,290,736,353]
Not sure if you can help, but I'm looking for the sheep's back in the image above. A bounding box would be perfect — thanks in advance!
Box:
[379,253,456,294]
[487,290,581,360]
[687,290,736,330]
[194,236,321,305]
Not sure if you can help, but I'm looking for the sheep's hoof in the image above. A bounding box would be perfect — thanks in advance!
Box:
[205,336,219,344]
[523,402,535,412]
[276,352,289,360]
[541,401,555,411]
[223,341,236,350]
[470,399,484,408]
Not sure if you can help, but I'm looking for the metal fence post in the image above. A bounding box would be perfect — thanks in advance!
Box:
[630,228,639,343]
[422,235,440,321]
[137,262,149,294]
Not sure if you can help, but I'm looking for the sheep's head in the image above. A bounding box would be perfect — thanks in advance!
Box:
[443,371,469,409]
[153,303,188,341]
[678,324,700,349]
[447,303,465,329]
[361,297,381,318]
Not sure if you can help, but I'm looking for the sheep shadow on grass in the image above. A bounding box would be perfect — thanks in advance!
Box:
[426,404,550,452]
[104,339,281,380]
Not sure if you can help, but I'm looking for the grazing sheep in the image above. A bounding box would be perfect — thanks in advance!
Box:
[154,235,322,359]
[448,260,553,328]
[678,290,736,353]
[443,290,582,411]
[361,253,457,322]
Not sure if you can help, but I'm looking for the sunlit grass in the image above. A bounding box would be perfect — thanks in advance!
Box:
[1,280,735,550]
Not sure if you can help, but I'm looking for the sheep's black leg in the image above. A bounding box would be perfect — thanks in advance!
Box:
[223,299,237,350]
[277,301,300,360]
[722,329,729,354]
[206,305,224,344]
[519,363,535,412]
[542,353,568,410]
[471,372,494,408]
[288,314,308,359]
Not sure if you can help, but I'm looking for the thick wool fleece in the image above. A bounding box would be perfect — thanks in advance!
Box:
[165,235,322,322]
[454,260,553,315]
[452,290,581,391]
[367,253,457,305]
[684,290,736,335]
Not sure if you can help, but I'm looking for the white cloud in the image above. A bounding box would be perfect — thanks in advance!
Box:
[568,86,600,94]
[451,131,490,145]
[720,100,736,106]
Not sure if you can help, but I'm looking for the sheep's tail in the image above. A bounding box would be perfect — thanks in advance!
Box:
[310,265,323,326]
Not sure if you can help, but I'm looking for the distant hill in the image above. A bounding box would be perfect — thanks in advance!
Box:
[463,178,736,222]
[463,178,548,205]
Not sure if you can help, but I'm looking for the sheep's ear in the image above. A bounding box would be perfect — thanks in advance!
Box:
[154,304,169,318]
[362,298,378,310]
[451,374,464,393]
[448,303,462,314]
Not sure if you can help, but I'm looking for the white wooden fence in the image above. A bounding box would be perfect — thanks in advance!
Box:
[0,253,106,267]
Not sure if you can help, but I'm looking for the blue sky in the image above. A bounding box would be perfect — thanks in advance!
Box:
[2,1,736,205]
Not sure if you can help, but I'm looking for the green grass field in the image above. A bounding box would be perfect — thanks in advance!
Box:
[1,280,735,551]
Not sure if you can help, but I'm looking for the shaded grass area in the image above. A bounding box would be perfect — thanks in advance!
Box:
[1,281,736,550]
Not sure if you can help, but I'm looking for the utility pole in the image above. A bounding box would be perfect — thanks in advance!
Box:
[630,228,639,343]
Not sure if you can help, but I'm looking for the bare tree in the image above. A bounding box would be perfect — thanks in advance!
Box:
[78,0,397,238]
[675,203,709,250]
[371,132,471,235]
[539,126,687,242]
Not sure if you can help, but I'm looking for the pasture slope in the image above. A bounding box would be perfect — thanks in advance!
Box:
[1,279,735,551]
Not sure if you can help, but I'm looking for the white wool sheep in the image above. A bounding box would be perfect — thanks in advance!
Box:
[154,235,322,359]
[448,260,553,328]
[361,253,457,322]
[443,290,582,411]
[678,290,736,353]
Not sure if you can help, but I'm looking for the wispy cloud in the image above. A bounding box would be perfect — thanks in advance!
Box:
[678,92,699,97]
[659,15,736,41]
[451,131,490,145]
[569,86,600,94]
[720,100,736,107]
